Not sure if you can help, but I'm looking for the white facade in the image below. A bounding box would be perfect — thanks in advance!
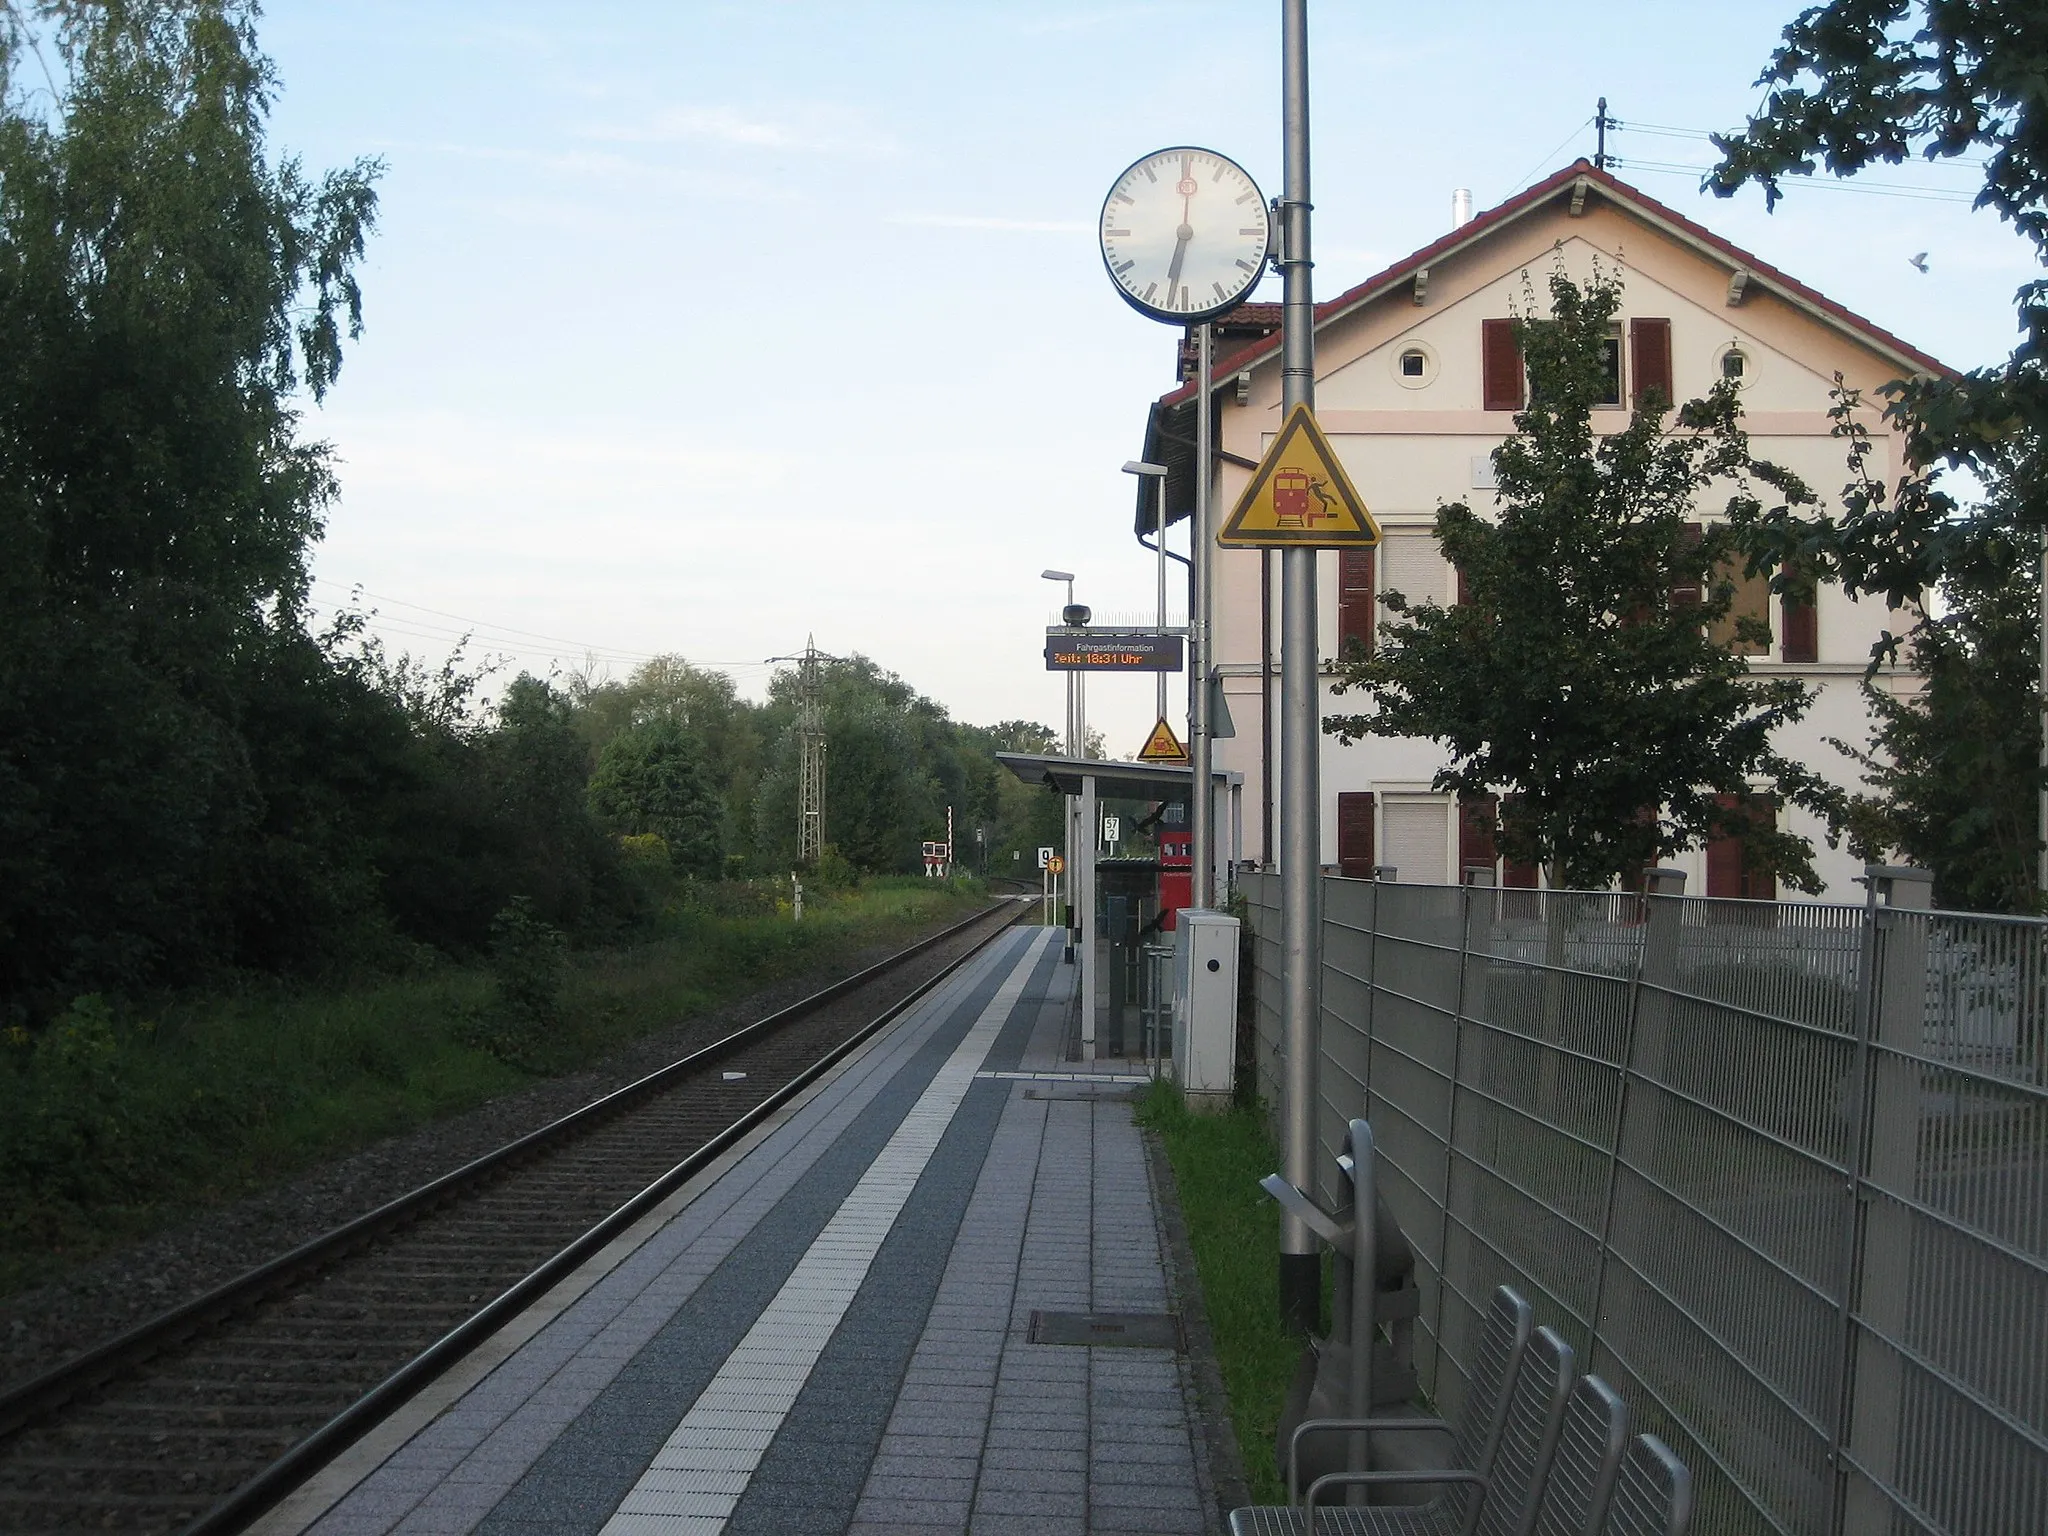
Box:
[1145,164,1942,901]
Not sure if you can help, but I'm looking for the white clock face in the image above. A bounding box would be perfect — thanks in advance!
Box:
[1100,147,1270,322]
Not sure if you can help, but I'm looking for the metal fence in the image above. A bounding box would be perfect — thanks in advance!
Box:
[1240,871,2047,1536]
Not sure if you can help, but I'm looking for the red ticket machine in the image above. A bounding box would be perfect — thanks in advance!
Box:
[1158,827,1192,930]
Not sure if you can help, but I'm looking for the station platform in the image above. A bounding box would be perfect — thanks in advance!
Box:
[258,924,1223,1536]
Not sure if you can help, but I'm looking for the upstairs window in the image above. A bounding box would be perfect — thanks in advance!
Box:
[1597,329,1623,406]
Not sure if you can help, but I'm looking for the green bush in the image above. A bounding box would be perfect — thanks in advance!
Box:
[463,899,569,1067]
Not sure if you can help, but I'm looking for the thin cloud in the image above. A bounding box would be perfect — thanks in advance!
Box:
[587,104,898,157]
[402,141,798,205]
[891,213,1091,234]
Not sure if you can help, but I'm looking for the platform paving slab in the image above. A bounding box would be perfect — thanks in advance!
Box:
[255,924,1220,1536]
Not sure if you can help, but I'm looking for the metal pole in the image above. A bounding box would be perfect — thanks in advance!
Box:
[1346,1119,1378,1468]
[1077,670,1087,762]
[2023,528,2039,901]
[1157,478,1169,722]
[1193,321,1216,910]
[1278,0,1323,1336]
[1073,618,1089,962]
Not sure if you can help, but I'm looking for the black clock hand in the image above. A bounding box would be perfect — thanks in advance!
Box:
[1165,222,1193,294]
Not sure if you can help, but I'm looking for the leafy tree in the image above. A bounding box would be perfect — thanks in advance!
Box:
[1831,476,2043,913]
[473,676,621,932]
[1710,5,2048,899]
[587,718,725,877]
[0,0,381,1006]
[1708,0,2047,605]
[569,657,761,826]
[964,720,1066,870]
[1325,267,1837,891]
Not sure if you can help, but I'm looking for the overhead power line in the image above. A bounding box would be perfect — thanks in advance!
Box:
[310,578,773,672]
[1608,154,1978,204]
[1616,116,1988,170]
[1507,115,1594,197]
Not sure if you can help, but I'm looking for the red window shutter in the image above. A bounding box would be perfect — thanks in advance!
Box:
[1458,796,1497,876]
[1455,562,1470,606]
[1338,548,1376,655]
[1705,794,1779,900]
[1629,317,1673,409]
[1499,794,1539,887]
[1482,319,1524,412]
[1781,570,1818,662]
[1337,792,1376,878]
[1705,832,1742,900]
[1742,795,1778,901]
[1670,522,1704,612]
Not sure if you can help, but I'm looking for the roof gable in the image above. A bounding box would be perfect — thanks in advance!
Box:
[1158,159,1947,411]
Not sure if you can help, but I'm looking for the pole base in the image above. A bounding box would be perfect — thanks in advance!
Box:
[1279,1251,1321,1336]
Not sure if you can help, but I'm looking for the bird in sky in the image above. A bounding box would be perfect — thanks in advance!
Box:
[1908,251,1930,274]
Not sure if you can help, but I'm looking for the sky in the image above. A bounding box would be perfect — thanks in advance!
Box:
[250,0,2038,757]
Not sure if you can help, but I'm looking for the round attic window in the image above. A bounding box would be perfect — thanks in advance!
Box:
[1720,347,1750,382]
[1392,340,1438,390]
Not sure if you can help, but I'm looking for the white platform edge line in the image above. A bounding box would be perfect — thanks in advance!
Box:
[598,930,1054,1533]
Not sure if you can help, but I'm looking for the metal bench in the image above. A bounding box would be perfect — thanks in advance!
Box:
[1530,1375,1630,1535]
[1232,1321,1576,1536]
[1599,1435,1692,1536]
[1283,1283,1532,1513]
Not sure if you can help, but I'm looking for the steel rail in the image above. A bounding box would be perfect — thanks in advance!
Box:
[0,899,1021,1452]
[176,897,1028,1534]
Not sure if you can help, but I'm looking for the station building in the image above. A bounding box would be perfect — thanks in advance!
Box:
[1134,160,1947,902]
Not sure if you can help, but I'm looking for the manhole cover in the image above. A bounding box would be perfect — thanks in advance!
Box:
[1029,1311,1184,1350]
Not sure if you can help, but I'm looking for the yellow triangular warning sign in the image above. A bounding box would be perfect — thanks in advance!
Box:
[1218,403,1381,549]
[1137,718,1189,763]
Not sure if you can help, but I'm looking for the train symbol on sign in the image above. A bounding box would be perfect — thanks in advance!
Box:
[1271,467,1340,528]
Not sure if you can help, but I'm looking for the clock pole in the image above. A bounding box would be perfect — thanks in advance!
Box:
[1191,318,1214,914]
[1276,0,1323,1338]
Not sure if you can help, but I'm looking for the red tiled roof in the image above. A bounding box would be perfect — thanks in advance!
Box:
[1155,158,1950,409]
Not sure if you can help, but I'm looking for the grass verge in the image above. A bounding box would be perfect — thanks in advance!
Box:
[0,878,987,1299]
[1136,1078,1309,1506]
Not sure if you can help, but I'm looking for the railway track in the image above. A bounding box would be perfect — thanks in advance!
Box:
[0,899,1028,1535]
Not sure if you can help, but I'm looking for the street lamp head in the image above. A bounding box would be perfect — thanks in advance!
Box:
[1122,460,1170,478]
[1040,569,1075,582]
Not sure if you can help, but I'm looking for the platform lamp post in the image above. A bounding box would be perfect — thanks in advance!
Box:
[1124,460,1172,723]
[1043,569,1087,958]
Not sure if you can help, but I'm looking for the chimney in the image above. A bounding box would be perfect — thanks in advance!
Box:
[1452,188,1473,229]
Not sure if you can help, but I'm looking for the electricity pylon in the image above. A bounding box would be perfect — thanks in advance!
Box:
[767,636,841,866]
